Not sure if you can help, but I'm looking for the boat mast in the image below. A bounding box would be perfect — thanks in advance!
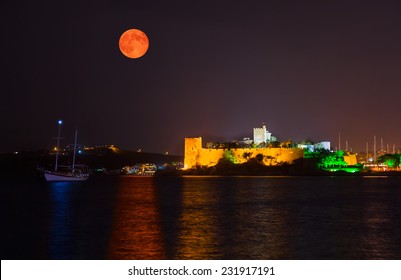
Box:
[72,130,78,169]
[373,135,376,162]
[55,120,63,171]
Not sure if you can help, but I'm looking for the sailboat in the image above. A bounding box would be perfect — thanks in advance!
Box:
[40,120,89,181]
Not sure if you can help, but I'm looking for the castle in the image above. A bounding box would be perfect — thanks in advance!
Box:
[253,124,273,145]
[184,124,305,169]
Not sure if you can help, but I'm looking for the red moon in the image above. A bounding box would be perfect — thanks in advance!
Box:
[119,29,149,59]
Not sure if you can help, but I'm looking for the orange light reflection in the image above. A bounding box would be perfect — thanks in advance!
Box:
[175,179,220,259]
[108,177,165,259]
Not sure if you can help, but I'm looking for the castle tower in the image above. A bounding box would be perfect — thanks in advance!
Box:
[253,124,272,145]
[184,137,202,169]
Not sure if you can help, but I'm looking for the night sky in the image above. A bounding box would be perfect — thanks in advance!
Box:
[2,0,401,155]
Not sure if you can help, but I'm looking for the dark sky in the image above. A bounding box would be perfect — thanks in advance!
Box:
[2,0,401,155]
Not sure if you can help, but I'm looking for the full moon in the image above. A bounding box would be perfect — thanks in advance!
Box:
[119,29,149,59]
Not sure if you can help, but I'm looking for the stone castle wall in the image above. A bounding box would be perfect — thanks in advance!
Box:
[184,137,304,169]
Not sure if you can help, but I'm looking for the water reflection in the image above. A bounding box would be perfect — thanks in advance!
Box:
[156,177,291,259]
[108,176,165,259]
[361,181,396,259]
[176,178,220,259]
[103,176,401,260]
[48,179,116,259]
[48,181,74,259]
[153,176,183,259]
[223,179,290,259]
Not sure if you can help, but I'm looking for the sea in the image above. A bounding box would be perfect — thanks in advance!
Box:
[1,175,401,260]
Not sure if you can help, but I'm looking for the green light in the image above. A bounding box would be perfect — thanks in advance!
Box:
[222,150,236,164]
[377,154,400,168]
[327,166,361,173]
[319,151,347,169]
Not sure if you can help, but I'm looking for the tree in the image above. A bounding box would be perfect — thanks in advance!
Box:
[319,151,347,169]
[280,140,294,148]
[257,142,267,148]
[268,141,280,148]
[255,154,264,163]
[242,152,252,160]
[222,150,236,164]
[265,155,276,165]
[377,154,400,168]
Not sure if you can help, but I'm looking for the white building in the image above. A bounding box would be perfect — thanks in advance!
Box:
[253,125,272,145]
[298,141,331,152]
[315,141,331,151]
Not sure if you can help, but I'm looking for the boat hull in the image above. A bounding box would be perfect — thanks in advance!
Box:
[44,171,89,182]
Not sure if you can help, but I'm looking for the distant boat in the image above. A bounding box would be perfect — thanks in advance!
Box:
[39,120,89,182]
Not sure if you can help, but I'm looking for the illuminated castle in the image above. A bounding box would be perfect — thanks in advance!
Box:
[183,124,361,170]
[184,137,304,170]
[253,124,272,145]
